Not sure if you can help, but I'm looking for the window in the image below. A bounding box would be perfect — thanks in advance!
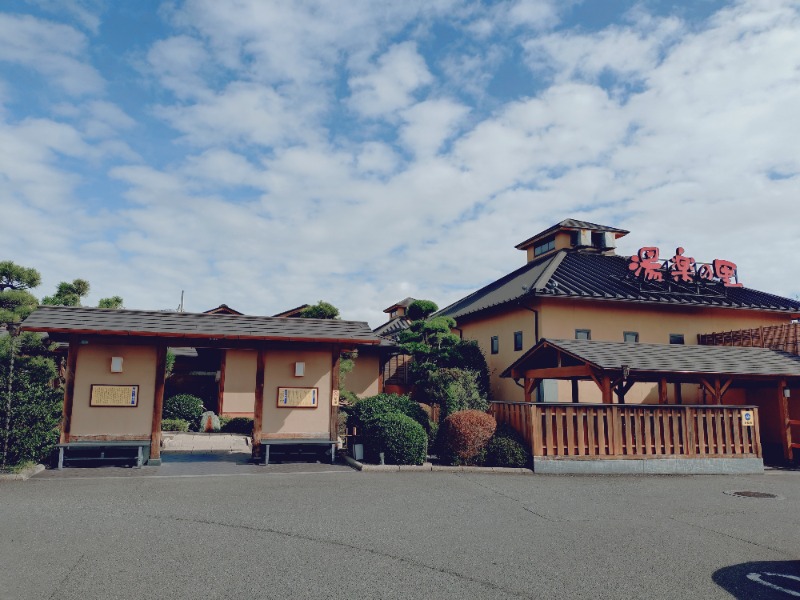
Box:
[514,331,523,352]
[575,329,591,340]
[669,334,685,345]
[533,238,555,257]
[491,336,499,354]
[623,331,639,343]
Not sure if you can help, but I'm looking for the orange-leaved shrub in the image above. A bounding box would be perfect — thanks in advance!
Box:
[441,409,496,465]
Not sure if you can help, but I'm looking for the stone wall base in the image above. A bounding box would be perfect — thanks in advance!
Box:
[533,456,764,475]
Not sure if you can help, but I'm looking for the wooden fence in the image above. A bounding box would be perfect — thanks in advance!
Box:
[491,402,761,459]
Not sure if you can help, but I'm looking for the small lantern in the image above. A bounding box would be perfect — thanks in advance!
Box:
[783,388,791,399]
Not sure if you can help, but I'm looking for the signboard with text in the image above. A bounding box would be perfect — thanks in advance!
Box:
[90,384,139,407]
[277,387,319,409]
[629,246,742,287]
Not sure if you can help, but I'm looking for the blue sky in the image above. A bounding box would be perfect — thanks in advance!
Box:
[1,0,798,326]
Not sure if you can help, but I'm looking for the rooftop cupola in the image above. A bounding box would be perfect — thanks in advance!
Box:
[515,219,629,263]
[383,297,415,319]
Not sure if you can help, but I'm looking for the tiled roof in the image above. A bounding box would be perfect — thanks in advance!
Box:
[383,297,415,313]
[503,338,800,379]
[20,306,381,345]
[436,250,800,320]
[373,317,411,340]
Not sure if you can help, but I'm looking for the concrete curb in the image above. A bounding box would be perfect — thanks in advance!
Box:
[0,464,46,481]
[343,455,532,474]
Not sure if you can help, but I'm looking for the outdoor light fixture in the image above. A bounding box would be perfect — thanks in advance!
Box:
[783,388,791,399]
[622,364,630,379]
[110,357,123,373]
[294,362,305,377]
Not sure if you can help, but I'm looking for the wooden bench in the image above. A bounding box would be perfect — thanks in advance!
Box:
[57,441,151,469]
[254,439,336,465]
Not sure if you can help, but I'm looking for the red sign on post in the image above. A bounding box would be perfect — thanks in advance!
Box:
[628,247,742,287]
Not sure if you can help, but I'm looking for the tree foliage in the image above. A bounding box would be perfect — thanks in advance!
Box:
[42,279,90,307]
[0,261,42,325]
[406,299,438,321]
[299,301,340,319]
[98,296,124,309]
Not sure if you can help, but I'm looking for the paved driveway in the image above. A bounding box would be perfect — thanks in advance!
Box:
[1,467,798,599]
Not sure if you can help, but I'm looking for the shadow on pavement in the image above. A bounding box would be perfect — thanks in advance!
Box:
[713,561,800,598]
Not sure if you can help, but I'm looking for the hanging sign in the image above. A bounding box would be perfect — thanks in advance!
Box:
[741,410,755,427]
[277,387,318,408]
[90,384,139,407]
[628,246,742,287]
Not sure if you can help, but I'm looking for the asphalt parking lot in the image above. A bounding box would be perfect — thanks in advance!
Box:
[1,457,799,599]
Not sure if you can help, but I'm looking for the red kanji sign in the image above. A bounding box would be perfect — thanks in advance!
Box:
[628,246,742,287]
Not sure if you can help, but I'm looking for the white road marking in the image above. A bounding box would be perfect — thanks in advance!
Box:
[747,572,800,597]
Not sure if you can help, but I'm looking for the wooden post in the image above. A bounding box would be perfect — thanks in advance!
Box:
[60,338,79,444]
[524,378,532,403]
[777,379,792,462]
[252,348,265,456]
[217,349,227,416]
[378,352,385,393]
[658,378,668,405]
[571,380,579,404]
[601,376,612,404]
[714,377,721,405]
[150,344,167,463]
[331,346,341,442]
[675,382,683,405]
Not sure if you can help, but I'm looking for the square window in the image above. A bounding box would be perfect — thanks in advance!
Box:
[514,331,523,352]
[669,334,685,345]
[623,331,639,343]
[575,329,591,340]
[491,336,499,354]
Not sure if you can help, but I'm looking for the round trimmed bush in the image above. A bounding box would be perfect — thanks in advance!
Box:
[441,410,496,465]
[163,394,204,425]
[371,412,427,466]
[346,393,430,434]
[486,424,530,468]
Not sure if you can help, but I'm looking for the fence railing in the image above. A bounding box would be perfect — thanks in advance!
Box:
[699,323,800,356]
[490,402,761,459]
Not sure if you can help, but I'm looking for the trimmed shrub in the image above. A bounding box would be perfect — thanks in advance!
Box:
[161,418,189,432]
[0,340,62,468]
[441,410,496,465]
[163,394,204,426]
[442,340,491,401]
[371,412,427,466]
[346,393,430,434]
[220,417,254,434]
[486,424,530,468]
[427,420,439,455]
[422,368,488,422]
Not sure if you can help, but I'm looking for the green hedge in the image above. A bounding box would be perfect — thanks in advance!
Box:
[0,342,62,469]
[485,424,530,468]
[371,412,427,466]
[163,394,204,427]
[161,418,190,432]
[219,416,254,434]
[346,393,430,434]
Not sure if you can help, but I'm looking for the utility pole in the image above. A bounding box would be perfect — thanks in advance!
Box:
[178,290,185,313]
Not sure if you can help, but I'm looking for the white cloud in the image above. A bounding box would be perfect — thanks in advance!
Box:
[400,98,471,157]
[348,42,434,118]
[0,13,103,95]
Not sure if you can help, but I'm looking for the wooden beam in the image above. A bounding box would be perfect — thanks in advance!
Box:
[60,339,79,444]
[523,366,592,379]
[252,348,266,455]
[714,377,722,405]
[149,344,167,462]
[217,349,227,415]
[601,376,613,404]
[524,378,532,403]
[719,378,733,401]
[777,379,792,462]
[658,378,668,405]
[330,346,341,442]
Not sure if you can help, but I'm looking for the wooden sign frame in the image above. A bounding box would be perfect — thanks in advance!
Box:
[276,387,319,409]
[90,384,139,407]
